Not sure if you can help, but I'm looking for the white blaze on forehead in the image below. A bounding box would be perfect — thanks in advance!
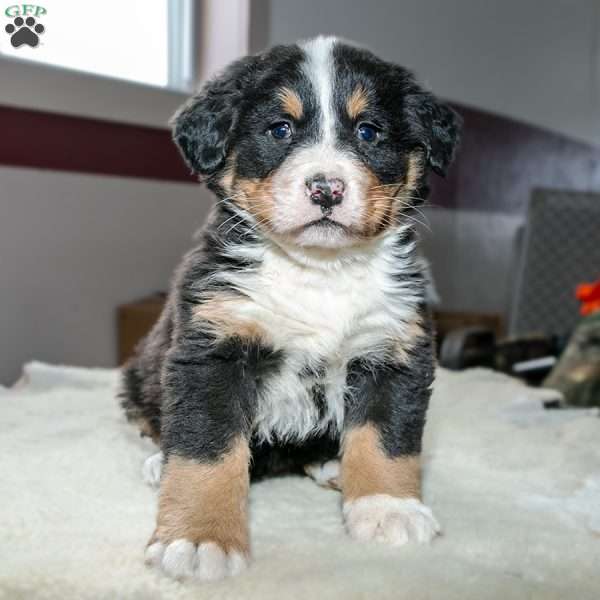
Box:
[271,36,375,245]
[301,36,337,144]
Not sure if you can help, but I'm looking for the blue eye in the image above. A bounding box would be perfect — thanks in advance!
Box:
[357,123,378,142]
[269,122,292,140]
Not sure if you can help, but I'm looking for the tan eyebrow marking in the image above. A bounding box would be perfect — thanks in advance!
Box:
[347,85,369,120]
[277,87,303,120]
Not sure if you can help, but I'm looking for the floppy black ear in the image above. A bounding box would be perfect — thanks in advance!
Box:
[405,93,462,177]
[170,56,256,177]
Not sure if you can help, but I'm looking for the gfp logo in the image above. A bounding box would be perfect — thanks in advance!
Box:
[4,4,46,48]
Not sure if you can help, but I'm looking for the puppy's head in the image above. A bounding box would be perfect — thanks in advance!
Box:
[172,37,461,249]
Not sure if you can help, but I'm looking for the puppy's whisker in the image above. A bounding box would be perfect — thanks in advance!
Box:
[370,196,430,221]
[218,212,247,232]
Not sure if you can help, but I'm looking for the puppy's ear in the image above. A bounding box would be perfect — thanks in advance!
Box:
[170,56,256,177]
[405,93,462,177]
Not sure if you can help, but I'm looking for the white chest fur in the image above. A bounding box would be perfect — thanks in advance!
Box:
[222,230,422,442]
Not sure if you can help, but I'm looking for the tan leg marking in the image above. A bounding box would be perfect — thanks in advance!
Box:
[277,86,303,120]
[346,85,369,120]
[153,438,251,555]
[341,424,421,501]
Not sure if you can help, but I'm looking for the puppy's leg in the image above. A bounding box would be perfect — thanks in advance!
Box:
[147,439,251,581]
[146,337,267,581]
[342,334,439,546]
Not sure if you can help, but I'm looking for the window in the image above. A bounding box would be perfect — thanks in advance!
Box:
[0,0,194,91]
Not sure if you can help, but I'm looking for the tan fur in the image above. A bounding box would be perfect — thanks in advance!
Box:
[235,176,276,229]
[135,417,160,444]
[152,438,250,554]
[360,167,392,236]
[219,153,237,195]
[193,292,267,342]
[403,152,424,195]
[346,85,369,120]
[394,315,426,364]
[361,151,425,236]
[341,424,421,501]
[277,87,304,120]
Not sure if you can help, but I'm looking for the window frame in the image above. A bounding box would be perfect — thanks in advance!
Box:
[0,0,250,129]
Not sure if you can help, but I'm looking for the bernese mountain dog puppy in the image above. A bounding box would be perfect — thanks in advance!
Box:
[121,36,460,581]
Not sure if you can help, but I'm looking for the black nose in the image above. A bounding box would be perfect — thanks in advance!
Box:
[306,174,345,215]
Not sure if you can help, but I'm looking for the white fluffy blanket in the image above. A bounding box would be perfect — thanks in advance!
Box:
[1,362,599,599]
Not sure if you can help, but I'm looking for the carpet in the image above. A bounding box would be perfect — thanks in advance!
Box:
[1,362,599,599]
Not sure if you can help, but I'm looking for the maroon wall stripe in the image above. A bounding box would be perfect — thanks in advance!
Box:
[432,104,600,214]
[1,103,599,211]
[0,104,194,183]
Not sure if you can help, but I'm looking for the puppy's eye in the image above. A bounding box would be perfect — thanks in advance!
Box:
[269,122,292,140]
[356,123,379,142]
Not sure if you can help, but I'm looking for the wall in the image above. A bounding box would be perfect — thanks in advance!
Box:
[259,0,600,321]
[0,1,252,384]
[262,0,600,148]
[0,167,210,385]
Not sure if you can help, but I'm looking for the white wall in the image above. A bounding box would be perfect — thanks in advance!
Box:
[265,0,600,147]
[0,167,211,385]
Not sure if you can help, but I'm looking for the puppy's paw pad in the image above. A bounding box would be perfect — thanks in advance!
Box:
[145,539,248,581]
[142,452,163,488]
[343,495,441,546]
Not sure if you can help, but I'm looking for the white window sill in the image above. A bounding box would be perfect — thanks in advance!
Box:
[0,55,188,129]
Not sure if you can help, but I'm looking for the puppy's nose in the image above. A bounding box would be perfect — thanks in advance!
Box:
[306,174,345,215]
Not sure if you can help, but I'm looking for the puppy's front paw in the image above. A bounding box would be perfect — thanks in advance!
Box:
[145,539,248,581]
[343,495,441,546]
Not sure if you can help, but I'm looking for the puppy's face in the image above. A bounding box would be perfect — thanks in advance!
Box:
[173,37,460,249]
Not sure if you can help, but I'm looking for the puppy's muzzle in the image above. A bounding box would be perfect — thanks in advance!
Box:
[306,174,345,216]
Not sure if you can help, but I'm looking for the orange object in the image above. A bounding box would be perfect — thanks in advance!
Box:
[576,279,600,315]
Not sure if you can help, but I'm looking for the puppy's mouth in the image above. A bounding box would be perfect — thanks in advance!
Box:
[301,217,349,231]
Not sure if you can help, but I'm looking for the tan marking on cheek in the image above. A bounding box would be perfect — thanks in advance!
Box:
[341,424,421,501]
[359,167,394,237]
[219,153,237,195]
[346,85,369,120]
[193,292,267,342]
[277,87,303,120]
[154,438,250,553]
[360,151,426,237]
[235,176,276,229]
[402,152,424,196]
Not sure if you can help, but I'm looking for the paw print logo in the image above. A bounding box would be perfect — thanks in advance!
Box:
[5,16,45,48]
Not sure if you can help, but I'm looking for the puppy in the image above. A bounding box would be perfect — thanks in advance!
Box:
[121,36,460,581]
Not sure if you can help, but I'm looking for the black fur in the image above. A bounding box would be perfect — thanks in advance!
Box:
[345,307,436,456]
[121,38,460,481]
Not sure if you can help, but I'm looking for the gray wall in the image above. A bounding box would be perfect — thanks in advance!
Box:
[0,166,210,385]
[418,208,523,316]
[262,0,600,147]
[260,0,600,320]
[2,3,598,382]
